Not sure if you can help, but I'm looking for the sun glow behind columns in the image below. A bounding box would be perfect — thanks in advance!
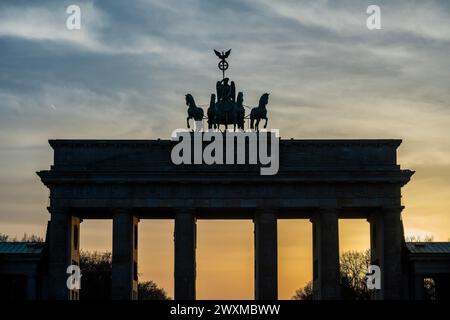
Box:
[79,219,176,299]
[196,220,254,300]
[138,220,174,298]
[338,219,370,255]
[278,219,312,300]
[79,220,112,253]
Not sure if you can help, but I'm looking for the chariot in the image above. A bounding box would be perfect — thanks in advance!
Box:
[186,50,270,131]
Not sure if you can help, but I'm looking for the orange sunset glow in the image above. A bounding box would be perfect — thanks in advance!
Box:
[1,0,450,301]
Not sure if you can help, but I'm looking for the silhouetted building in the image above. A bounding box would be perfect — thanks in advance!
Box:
[2,139,448,300]
[406,242,450,300]
[0,242,45,300]
[1,238,449,300]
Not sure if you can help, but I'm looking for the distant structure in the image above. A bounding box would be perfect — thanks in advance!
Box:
[28,138,447,300]
[406,242,450,299]
[0,242,45,300]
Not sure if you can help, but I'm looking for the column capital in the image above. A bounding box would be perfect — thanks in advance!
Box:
[175,207,196,215]
[310,207,340,222]
[254,207,278,224]
[319,207,340,214]
[255,206,278,214]
[382,206,404,214]
[47,206,70,215]
[112,207,134,215]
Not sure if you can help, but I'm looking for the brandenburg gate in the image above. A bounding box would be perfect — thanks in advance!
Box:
[37,138,413,300]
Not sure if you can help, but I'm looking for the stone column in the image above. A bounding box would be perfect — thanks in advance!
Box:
[383,207,404,300]
[369,207,404,300]
[254,208,278,300]
[174,208,196,300]
[311,208,341,300]
[112,209,139,300]
[368,212,384,300]
[47,208,81,300]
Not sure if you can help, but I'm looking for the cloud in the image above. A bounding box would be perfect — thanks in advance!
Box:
[0,1,450,297]
[0,0,449,240]
[0,2,109,52]
[256,0,450,41]
[0,1,182,55]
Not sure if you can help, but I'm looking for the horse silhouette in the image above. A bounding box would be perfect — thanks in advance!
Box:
[250,93,269,131]
[185,94,204,129]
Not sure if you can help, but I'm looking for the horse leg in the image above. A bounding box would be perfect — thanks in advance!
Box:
[256,119,260,132]
[250,118,254,130]
[264,117,268,128]
[186,117,190,129]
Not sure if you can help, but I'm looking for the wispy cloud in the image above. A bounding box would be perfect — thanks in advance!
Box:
[0,1,449,230]
[1,0,450,298]
[0,2,109,52]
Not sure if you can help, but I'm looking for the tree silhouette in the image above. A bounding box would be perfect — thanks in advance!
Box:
[291,281,313,300]
[292,249,371,300]
[79,250,170,300]
[1,233,170,299]
[138,281,170,300]
[340,250,371,300]
[0,232,44,242]
[79,251,112,300]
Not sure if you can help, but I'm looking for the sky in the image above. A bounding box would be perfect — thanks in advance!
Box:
[0,0,450,299]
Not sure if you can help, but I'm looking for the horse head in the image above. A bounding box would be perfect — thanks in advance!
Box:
[258,93,269,109]
[237,92,244,105]
[185,94,195,107]
[209,93,216,106]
